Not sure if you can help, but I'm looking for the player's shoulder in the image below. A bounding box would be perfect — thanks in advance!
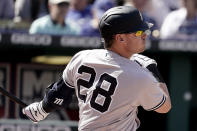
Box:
[71,49,104,61]
[74,49,105,57]
[141,69,158,86]
[132,63,157,83]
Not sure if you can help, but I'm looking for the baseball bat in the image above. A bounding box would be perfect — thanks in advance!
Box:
[0,86,27,108]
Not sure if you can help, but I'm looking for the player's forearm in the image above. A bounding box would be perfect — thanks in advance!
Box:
[160,82,171,109]
[23,78,75,124]
[42,78,75,113]
[148,64,172,111]
[155,83,171,113]
[146,64,165,83]
[146,64,171,98]
[146,64,170,97]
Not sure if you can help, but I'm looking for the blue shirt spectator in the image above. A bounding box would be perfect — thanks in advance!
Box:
[124,0,159,39]
[179,18,197,35]
[66,5,92,29]
[29,15,80,35]
[83,0,115,37]
[93,0,115,19]
[29,0,80,35]
[66,0,100,36]
[66,0,115,36]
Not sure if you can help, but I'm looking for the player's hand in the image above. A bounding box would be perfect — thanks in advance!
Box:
[22,101,49,123]
[131,54,165,83]
[130,54,157,68]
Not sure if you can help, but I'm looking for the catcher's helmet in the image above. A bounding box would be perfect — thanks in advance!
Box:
[99,6,153,38]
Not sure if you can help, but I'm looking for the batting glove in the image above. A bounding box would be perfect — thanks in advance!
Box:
[22,101,49,123]
[130,54,157,68]
[131,54,165,83]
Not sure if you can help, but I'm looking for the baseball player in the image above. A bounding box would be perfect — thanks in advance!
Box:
[23,6,171,131]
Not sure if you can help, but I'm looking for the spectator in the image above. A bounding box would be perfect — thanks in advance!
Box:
[160,0,197,40]
[93,0,115,20]
[89,0,115,36]
[0,0,14,19]
[124,0,161,39]
[146,0,170,28]
[124,0,170,29]
[66,0,99,36]
[14,0,49,22]
[29,0,80,35]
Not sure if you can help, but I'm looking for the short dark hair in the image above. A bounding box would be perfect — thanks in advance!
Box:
[103,35,115,48]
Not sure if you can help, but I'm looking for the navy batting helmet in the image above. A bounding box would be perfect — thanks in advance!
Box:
[99,6,153,38]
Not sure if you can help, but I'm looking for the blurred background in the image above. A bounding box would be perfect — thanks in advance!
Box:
[0,0,197,131]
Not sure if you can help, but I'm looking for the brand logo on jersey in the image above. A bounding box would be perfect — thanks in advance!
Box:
[54,98,64,105]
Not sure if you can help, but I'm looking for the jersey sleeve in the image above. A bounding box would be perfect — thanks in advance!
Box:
[138,74,166,111]
[42,51,86,112]
[42,78,75,112]
[62,51,84,87]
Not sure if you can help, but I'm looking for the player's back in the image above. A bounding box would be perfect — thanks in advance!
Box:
[67,49,153,131]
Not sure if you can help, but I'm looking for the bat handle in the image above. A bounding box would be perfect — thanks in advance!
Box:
[0,86,28,108]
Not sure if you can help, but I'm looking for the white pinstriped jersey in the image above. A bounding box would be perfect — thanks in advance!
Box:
[62,49,166,131]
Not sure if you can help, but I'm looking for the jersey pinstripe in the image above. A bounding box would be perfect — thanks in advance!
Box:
[62,49,166,131]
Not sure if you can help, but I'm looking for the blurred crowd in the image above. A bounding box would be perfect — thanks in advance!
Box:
[0,0,197,40]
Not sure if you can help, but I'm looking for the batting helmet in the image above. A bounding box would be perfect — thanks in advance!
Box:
[99,6,153,38]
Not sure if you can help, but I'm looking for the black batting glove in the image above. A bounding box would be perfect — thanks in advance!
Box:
[131,54,165,83]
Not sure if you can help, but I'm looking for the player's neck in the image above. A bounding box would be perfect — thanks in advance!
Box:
[108,46,132,59]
